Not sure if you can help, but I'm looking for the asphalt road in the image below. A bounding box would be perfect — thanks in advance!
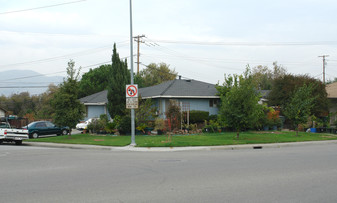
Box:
[1,143,337,203]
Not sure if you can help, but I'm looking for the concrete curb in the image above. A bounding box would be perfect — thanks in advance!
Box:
[24,140,337,152]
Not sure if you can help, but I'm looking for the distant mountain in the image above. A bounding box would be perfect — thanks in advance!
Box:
[0,70,64,97]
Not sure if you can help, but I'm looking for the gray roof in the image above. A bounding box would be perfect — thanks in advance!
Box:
[139,79,219,99]
[79,90,108,104]
[78,79,219,104]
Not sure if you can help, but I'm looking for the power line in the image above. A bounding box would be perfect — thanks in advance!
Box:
[1,61,111,82]
[0,86,55,89]
[0,0,86,15]
[146,38,337,46]
[143,39,245,71]
[0,41,129,69]
[1,54,134,82]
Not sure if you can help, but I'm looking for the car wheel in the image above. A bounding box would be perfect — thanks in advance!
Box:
[62,129,68,135]
[0,140,3,145]
[15,140,22,145]
[32,132,39,139]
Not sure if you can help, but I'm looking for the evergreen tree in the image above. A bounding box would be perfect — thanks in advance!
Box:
[107,44,130,118]
[51,60,85,135]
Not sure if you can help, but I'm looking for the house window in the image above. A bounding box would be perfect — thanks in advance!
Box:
[209,99,218,107]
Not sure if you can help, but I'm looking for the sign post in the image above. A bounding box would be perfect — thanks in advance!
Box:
[126,85,138,109]
[129,0,136,146]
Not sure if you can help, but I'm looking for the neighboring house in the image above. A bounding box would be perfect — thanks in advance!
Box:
[0,107,6,118]
[326,82,337,124]
[257,90,271,105]
[139,78,220,119]
[79,78,220,120]
[79,90,110,121]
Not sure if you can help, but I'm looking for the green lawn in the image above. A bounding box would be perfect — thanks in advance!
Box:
[25,131,337,147]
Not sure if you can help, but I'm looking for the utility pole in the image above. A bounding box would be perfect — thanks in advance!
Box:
[133,35,145,74]
[318,55,329,84]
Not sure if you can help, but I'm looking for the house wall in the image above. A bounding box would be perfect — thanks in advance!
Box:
[155,98,219,119]
[329,98,337,125]
[84,105,110,121]
[0,109,5,117]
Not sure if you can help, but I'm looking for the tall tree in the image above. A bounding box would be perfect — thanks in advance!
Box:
[283,84,315,136]
[251,62,287,90]
[78,64,111,98]
[217,69,263,138]
[268,74,328,117]
[51,60,85,135]
[107,44,130,118]
[139,63,177,87]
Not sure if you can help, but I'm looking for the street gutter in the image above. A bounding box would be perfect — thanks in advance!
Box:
[24,140,337,152]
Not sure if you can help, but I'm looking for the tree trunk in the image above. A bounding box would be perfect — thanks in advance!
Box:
[236,130,240,139]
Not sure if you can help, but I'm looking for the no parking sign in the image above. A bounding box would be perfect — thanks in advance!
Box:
[126,85,138,98]
[126,84,138,109]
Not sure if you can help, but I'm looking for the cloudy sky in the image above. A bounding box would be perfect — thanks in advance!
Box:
[1,0,337,87]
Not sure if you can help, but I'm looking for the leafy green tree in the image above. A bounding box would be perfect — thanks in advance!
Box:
[107,44,130,118]
[217,70,263,138]
[78,64,111,98]
[268,74,328,117]
[135,98,157,127]
[140,63,177,87]
[35,84,59,119]
[283,84,315,136]
[0,92,35,117]
[51,60,85,135]
[251,62,287,90]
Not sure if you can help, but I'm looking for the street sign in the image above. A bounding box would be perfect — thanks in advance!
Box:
[126,97,138,109]
[126,84,138,98]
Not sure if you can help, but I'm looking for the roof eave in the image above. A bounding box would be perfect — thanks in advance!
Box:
[82,102,107,106]
[141,95,220,99]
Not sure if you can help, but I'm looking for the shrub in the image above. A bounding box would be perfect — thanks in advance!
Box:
[87,119,104,133]
[188,110,209,123]
[118,115,131,135]
[203,120,220,133]
[154,118,166,130]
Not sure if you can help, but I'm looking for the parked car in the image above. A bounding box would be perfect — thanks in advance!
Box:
[25,121,69,139]
[76,118,98,131]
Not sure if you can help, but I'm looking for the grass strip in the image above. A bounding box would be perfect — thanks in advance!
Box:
[25,131,337,147]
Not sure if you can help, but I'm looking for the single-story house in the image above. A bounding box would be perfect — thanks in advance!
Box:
[326,82,337,124]
[140,78,220,118]
[0,107,6,118]
[79,78,220,120]
[79,90,110,121]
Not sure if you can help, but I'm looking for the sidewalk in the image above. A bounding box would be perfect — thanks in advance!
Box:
[24,140,337,152]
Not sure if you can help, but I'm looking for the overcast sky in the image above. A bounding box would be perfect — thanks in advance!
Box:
[1,0,337,87]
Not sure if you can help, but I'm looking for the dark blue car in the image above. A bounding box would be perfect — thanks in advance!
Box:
[26,121,69,139]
